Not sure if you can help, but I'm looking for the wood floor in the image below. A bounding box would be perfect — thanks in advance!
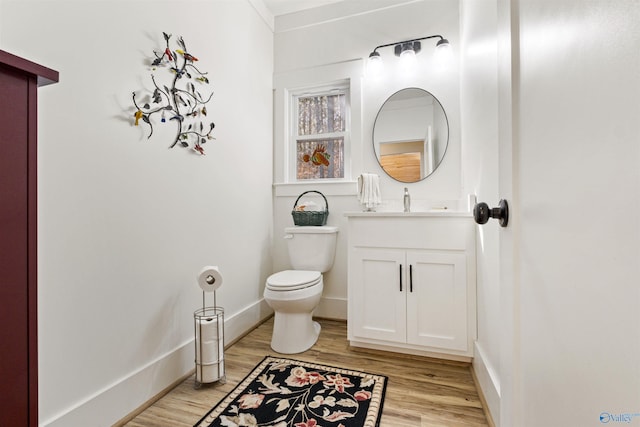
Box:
[121,317,488,426]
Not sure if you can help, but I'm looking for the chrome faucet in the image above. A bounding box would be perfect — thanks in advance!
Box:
[403,187,411,213]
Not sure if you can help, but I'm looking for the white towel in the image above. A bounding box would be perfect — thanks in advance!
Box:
[357,173,381,210]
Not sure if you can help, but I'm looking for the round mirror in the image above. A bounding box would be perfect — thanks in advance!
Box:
[373,88,449,183]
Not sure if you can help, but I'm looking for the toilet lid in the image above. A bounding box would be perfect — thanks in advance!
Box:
[266,270,321,291]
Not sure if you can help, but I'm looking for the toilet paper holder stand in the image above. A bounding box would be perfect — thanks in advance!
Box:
[194,289,226,388]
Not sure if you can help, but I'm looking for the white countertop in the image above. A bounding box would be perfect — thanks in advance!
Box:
[344,210,472,218]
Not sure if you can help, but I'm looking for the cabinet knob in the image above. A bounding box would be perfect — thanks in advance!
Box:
[473,200,509,227]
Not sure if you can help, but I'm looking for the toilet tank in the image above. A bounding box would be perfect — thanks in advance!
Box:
[284,226,338,272]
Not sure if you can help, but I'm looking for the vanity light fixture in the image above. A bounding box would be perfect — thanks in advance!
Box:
[367,35,450,76]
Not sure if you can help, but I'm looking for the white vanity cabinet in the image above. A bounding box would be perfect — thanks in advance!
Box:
[345,213,476,360]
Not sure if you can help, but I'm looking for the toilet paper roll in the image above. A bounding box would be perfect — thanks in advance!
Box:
[195,339,220,363]
[195,316,220,342]
[196,360,224,383]
[197,266,223,292]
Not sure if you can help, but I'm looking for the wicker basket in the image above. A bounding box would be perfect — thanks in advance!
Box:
[291,190,329,226]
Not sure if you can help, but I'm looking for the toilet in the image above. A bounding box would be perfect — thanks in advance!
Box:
[264,225,338,354]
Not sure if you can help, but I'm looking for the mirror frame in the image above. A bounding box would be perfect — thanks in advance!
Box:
[372,87,449,183]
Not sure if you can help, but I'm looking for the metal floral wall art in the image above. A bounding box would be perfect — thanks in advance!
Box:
[132,32,215,155]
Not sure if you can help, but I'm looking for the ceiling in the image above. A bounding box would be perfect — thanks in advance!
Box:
[262,0,345,16]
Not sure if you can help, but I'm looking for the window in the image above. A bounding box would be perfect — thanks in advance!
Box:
[273,60,362,195]
[291,84,349,181]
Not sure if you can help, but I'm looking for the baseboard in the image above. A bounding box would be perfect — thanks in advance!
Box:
[113,369,196,426]
[41,340,196,427]
[41,299,273,427]
[224,298,274,345]
[349,339,472,363]
[472,341,500,427]
[315,296,347,320]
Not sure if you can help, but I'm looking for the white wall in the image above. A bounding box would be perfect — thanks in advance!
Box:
[460,0,501,423]
[272,0,462,319]
[0,1,274,425]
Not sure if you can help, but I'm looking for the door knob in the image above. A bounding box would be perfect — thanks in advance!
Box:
[473,200,509,227]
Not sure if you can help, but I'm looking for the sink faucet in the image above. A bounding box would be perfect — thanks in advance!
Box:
[403,187,410,213]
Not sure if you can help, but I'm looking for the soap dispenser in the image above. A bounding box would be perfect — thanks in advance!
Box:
[403,187,410,213]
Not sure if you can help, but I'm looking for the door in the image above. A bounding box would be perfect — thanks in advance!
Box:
[349,247,406,343]
[406,251,468,351]
[496,2,640,426]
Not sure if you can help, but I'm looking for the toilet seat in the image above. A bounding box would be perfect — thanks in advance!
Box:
[266,270,322,291]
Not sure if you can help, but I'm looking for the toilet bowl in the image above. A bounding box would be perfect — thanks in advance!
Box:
[263,226,338,354]
[264,270,323,354]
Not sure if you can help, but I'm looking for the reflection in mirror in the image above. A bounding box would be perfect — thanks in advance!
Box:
[373,88,449,183]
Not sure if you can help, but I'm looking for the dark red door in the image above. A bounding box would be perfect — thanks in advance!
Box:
[0,63,32,426]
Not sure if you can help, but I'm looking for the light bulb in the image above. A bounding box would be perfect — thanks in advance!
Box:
[436,38,452,63]
[399,48,417,71]
[367,51,384,77]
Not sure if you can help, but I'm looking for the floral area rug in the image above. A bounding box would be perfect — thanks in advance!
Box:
[194,356,387,427]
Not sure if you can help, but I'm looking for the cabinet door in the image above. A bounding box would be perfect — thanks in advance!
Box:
[349,248,406,343]
[406,251,468,351]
